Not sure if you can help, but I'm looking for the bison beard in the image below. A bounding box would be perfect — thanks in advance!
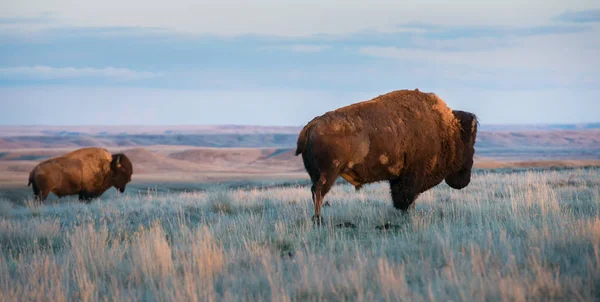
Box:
[295,89,478,224]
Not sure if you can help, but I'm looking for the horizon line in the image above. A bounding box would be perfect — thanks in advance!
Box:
[0,122,599,128]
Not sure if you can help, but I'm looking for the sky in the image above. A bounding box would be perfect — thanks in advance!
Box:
[0,0,599,126]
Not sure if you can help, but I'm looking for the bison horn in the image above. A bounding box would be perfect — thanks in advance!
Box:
[116,155,121,168]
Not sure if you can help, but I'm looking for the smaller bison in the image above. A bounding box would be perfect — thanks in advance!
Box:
[295,89,478,223]
[28,147,133,202]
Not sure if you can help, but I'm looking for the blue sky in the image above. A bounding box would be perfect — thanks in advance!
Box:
[0,0,599,126]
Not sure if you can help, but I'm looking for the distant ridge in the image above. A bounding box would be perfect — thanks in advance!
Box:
[0,125,599,163]
[1,123,599,137]
[0,125,303,137]
[480,123,600,131]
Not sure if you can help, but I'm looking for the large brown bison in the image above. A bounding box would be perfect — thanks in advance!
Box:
[28,147,133,202]
[295,89,478,223]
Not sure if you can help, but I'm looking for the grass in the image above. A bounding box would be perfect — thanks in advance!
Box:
[0,168,599,301]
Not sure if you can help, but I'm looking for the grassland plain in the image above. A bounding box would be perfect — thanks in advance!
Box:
[0,168,599,301]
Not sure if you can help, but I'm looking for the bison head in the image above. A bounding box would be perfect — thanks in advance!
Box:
[110,153,133,193]
[445,110,478,190]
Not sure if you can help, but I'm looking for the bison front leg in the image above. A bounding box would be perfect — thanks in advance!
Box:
[78,192,95,203]
[389,178,419,212]
[78,192,87,202]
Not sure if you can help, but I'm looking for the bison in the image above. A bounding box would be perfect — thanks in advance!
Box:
[295,89,478,223]
[28,147,133,202]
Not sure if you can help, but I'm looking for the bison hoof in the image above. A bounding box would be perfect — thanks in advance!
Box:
[323,201,331,207]
[312,215,323,225]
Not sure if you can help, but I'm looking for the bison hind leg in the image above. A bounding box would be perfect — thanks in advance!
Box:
[31,182,40,199]
[31,183,48,203]
[30,177,51,203]
[34,189,49,203]
[311,170,339,225]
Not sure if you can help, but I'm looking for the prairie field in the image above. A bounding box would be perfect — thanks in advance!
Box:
[1,168,600,301]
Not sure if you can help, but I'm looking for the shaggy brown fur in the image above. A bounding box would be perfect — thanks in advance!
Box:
[295,89,478,222]
[27,147,133,203]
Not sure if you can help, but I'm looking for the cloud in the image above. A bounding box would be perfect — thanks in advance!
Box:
[555,9,600,23]
[359,47,599,88]
[408,36,515,51]
[258,44,332,53]
[287,44,332,53]
[1,0,598,36]
[0,15,54,25]
[0,66,161,81]
[360,25,599,68]
[0,6,598,94]
[357,23,600,89]
[0,13,64,39]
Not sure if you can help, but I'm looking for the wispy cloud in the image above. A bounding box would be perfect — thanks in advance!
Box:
[0,66,161,81]
[357,25,600,89]
[287,44,332,53]
[359,26,599,69]
[555,9,600,23]
[258,44,332,53]
[0,16,52,25]
[408,36,515,51]
[0,7,597,96]
[0,4,599,125]
[3,1,598,36]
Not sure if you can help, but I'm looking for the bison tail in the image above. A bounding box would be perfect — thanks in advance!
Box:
[295,118,319,156]
[28,171,34,187]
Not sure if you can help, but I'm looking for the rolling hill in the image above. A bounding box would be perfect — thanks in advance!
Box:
[0,124,598,187]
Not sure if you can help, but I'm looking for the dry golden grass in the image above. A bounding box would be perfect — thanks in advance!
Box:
[0,168,599,301]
